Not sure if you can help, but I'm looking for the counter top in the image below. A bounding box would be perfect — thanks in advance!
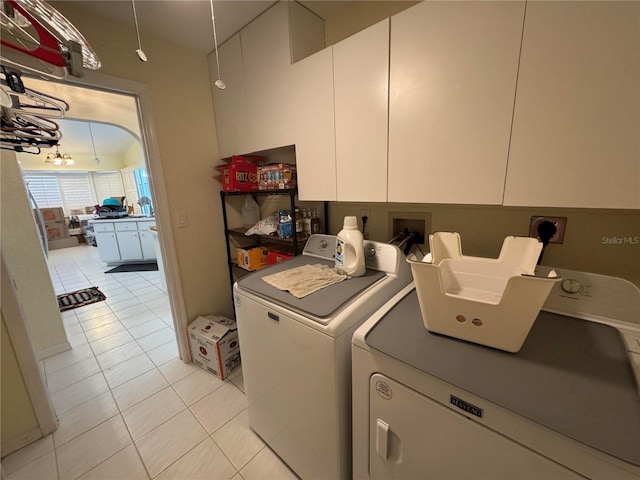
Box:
[88,216,156,224]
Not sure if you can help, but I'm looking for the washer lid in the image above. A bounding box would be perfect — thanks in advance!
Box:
[236,256,385,319]
[365,289,640,466]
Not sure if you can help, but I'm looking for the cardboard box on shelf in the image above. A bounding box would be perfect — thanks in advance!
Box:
[188,314,241,380]
[267,250,294,265]
[258,163,297,190]
[217,155,262,192]
[38,207,65,223]
[237,246,270,271]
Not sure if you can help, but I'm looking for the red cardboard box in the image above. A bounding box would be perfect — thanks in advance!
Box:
[267,250,293,265]
[217,156,262,192]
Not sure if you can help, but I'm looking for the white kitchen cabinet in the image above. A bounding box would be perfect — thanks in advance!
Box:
[504,1,640,209]
[211,33,250,159]
[241,2,324,154]
[292,46,337,201]
[387,1,525,205]
[333,19,389,202]
[138,222,156,260]
[116,230,142,261]
[94,230,120,263]
[90,219,156,264]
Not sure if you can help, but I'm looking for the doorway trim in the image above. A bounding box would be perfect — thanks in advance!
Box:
[63,71,190,361]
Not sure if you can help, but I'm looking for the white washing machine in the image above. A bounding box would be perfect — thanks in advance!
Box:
[352,269,640,479]
[234,234,412,480]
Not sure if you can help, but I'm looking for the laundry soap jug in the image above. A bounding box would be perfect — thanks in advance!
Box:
[335,216,366,277]
[241,195,260,228]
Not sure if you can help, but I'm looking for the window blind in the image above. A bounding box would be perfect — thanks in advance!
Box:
[58,173,95,211]
[93,172,125,204]
[23,173,63,208]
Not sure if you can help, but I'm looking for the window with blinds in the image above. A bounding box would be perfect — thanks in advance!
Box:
[58,174,96,211]
[23,173,63,208]
[23,171,126,215]
[93,172,125,205]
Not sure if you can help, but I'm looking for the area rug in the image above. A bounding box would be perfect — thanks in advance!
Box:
[57,287,106,312]
[105,262,158,274]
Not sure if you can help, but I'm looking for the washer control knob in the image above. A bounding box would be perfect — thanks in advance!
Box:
[561,278,582,294]
[318,239,328,249]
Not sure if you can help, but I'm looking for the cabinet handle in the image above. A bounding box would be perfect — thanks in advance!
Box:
[267,312,279,322]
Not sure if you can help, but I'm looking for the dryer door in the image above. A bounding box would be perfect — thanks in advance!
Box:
[368,374,581,479]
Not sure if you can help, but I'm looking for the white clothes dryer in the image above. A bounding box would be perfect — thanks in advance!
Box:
[352,269,640,479]
[234,234,412,480]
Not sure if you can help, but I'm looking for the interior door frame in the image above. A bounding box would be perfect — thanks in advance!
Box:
[62,71,190,361]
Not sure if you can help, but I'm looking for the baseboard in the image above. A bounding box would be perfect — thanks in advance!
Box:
[37,341,71,361]
[0,427,44,458]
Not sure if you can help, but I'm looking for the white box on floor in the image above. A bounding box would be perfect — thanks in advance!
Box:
[188,314,241,380]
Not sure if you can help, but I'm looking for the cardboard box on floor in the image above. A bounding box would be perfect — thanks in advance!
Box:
[188,314,241,380]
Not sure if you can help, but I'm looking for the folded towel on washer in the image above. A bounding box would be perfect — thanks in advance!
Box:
[262,263,348,298]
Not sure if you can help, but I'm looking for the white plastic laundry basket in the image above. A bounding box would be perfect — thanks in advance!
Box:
[408,232,560,353]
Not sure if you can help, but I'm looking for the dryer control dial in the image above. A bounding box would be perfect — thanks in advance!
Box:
[561,278,582,294]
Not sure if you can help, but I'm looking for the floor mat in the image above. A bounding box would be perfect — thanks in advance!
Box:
[105,262,158,273]
[57,287,106,312]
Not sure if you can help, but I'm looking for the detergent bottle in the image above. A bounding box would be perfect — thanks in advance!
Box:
[335,216,365,277]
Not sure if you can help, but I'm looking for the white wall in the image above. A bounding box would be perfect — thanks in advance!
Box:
[0,151,70,358]
[53,1,233,320]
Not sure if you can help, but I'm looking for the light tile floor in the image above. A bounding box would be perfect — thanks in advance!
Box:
[2,245,297,480]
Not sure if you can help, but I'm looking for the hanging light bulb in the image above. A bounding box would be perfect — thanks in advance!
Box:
[45,145,74,165]
[209,0,225,89]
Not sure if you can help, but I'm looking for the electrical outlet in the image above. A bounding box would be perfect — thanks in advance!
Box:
[529,216,567,244]
[361,209,370,219]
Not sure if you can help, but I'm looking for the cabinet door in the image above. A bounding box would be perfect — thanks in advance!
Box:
[211,33,250,159]
[138,223,156,260]
[116,231,142,261]
[334,19,389,202]
[292,46,337,201]
[95,232,120,262]
[241,2,294,153]
[388,2,524,205]
[504,2,640,208]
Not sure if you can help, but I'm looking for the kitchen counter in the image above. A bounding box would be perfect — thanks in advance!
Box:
[88,216,155,223]
[89,217,157,264]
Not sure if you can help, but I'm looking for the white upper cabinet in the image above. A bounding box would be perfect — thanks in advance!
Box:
[334,19,389,202]
[241,2,324,154]
[211,33,249,159]
[292,47,337,201]
[241,2,294,153]
[387,1,525,205]
[211,2,324,158]
[504,2,640,209]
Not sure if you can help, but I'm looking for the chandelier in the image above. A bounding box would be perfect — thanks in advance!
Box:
[45,145,75,166]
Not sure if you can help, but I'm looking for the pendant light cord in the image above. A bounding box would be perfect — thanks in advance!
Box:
[131,0,143,51]
[209,0,225,89]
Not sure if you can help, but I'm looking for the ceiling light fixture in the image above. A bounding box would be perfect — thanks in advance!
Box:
[45,145,74,165]
[209,0,225,90]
